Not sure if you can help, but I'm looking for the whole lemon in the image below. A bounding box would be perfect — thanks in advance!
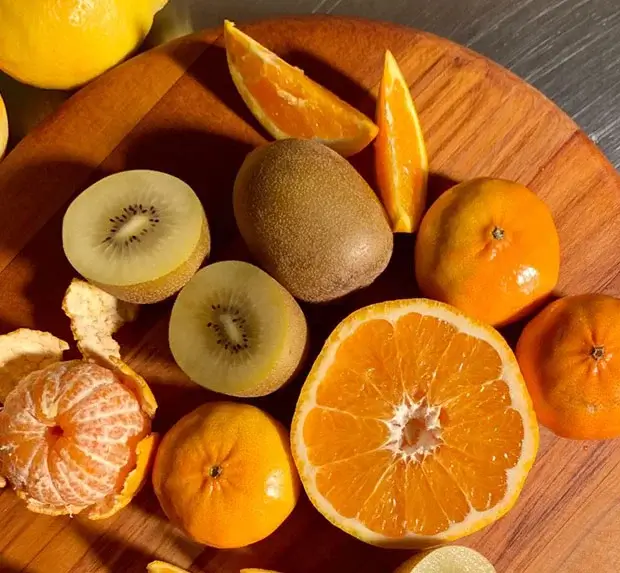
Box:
[0,0,168,90]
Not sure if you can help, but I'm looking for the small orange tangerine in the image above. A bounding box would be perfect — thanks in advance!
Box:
[517,294,620,439]
[415,178,560,326]
[152,401,300,548]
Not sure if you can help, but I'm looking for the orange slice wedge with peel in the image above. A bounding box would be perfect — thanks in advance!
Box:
[376,50,428,232]
[224,20,378,157]
[292,299,538,547]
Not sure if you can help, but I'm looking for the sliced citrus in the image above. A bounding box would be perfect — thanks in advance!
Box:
[147,562,191,573]
[394,546,496,572]
[224,20,378,157]
[292,299,538,547]
[376,50,428,233]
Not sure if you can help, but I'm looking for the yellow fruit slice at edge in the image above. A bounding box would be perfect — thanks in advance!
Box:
[147,561,190,573]
[224,20,378,157]
[394,546,496,572]
[292,298,539,547]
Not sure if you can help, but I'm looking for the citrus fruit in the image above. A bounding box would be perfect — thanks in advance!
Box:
[0,358,158,518]
[146,565,281,573]
[147,562,190,573]
[0,0,168,89]
[152,401,300,548]
[0,92,7,160]
[376,50,428,233]
[292,299,539,547]
[517,294,620,439]
[393,546,496,573]
[415,178,560,326]
[224,20,378,157]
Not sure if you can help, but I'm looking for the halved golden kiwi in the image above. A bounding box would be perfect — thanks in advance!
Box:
[62,170,210,304]
[169,260,308,397]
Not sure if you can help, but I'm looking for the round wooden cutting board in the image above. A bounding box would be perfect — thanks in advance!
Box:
[0,15,619,573]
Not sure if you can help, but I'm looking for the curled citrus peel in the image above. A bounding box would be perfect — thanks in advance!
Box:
[62,278,139,365]
[0,329,69,404]
[0,280,157,519]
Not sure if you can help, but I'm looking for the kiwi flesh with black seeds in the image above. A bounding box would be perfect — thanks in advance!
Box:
[62,170,210,304]
[168,260,308,398]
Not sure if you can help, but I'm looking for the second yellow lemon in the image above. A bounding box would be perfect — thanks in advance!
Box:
[0,0,168,89]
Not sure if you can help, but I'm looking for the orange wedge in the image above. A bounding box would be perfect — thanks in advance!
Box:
[224,20,378,157]
[292,299,538,547]
[376,50,428,232]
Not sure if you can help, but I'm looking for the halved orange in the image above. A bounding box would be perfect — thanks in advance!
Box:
[292,299,538,547]
[376,50,428,233]
[224,20,378,157]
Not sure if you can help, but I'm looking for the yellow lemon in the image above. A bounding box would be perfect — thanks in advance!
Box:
[0,93,8,160]
[0,0,168,89]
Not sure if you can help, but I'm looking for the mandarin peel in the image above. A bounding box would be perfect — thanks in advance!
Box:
[62,278,139,365]
[0,329,69,403]
[292,298,539,548]
[0,284,157,519]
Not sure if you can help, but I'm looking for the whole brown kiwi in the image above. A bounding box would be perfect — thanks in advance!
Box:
[233,139,393,303]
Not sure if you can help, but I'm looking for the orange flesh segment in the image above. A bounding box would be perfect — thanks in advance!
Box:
[0,361,149,514]
[303,314,524,536]
[224,21,377,153]
[376,51,428,232]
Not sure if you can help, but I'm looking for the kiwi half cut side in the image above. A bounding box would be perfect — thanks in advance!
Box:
[169,260,308,398]
[62,170,210,304]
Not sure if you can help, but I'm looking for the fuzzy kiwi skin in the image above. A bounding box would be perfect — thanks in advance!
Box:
[233,139,394,303]
[92,219,210,304]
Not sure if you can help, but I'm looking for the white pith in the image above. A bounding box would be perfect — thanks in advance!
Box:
[292,299,538,546]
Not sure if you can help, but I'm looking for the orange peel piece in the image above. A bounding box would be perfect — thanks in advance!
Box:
[0,328,69,403]
[108,356,158,418]
[88,432,159,520]
[62,278,139,364]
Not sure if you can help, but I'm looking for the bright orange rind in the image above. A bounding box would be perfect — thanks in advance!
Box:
[224,20,378,156]
[292,298,538,547]
[376,50,428,233]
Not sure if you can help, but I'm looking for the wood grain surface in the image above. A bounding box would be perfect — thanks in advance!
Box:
[0,16,619,573]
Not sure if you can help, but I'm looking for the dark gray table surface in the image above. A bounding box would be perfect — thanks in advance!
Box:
[2,0,619,169]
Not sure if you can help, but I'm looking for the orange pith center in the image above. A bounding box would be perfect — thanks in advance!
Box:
[303,312,525,538]
[227,31,362,139]
[0,361,148,512]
